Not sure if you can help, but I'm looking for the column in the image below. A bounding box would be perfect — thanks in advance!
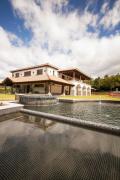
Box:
[90,87,91,96]
[69,86,71,95]
[31,84,34,94]
[80,87,83,96]
[48,83,52,96]
[62,86,65,96]
[85,87,87,96]
[74,86,77,96]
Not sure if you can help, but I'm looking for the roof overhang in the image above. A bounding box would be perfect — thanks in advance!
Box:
[10,63,59,73]
[49,80,74,86]
[2,76,73,87]
[12,80,73,86]
[58,68,91,80]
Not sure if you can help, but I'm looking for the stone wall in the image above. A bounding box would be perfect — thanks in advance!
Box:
[17,94,58,105]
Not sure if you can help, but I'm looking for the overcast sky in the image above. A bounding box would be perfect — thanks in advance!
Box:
[0,0,120,79]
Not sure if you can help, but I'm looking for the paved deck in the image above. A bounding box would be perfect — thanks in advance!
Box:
[0,102,23,116]
[0,113,119,180]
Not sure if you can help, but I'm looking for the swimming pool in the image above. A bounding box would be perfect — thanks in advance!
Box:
[0,112,119,180]
[26,102,120,127]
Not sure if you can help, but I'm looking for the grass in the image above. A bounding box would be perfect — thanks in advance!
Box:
[0,94,15,101]
[59,94,120,101]
[0,93,120,102]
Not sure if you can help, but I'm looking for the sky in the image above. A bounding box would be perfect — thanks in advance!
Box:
[0,0,120,79]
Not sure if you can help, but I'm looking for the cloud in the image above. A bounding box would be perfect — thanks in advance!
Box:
[100,0,120,29]
[0,0,120,80]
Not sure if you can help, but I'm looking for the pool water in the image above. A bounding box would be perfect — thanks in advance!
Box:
[26,102,120,127]
[0,113,119,180]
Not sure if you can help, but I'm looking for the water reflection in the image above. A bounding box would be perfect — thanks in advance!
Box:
[25,102,120,127]
[0,113,119,179]
[20,114,56,130]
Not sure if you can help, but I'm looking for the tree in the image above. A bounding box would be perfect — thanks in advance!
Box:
[91,73,120,91]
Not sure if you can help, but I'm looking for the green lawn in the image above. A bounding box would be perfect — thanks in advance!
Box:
[59,95,120,101]
[0,94,15,101]
[0,93,120,102]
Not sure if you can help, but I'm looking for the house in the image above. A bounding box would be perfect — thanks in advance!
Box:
[2,63,91,96]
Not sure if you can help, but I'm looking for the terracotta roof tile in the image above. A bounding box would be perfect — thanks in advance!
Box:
[9,75,48,83]
[10,63,59,72]
[3,75,73,86]
[48,75,73,85]
[58,68,91,79]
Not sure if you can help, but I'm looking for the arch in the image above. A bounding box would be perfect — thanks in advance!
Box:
[82,85,87,96]
[76,84,82,96]
[70,86,75,96]
[87,86,91,96]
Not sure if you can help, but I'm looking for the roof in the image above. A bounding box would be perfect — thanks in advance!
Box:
[58,68,91,80]
[48,75,73,85]
[10,63,59,73]
[3,75,73,86]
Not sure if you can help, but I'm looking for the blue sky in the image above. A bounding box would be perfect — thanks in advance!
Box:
[0,0,32,42]
[0,0,120,79]
[0,0,119,39]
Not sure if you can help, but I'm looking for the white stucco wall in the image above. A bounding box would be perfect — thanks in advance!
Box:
[46,67,58,77]
[12,66,58,78]
[70,80,91,96]
[11,66,91,96]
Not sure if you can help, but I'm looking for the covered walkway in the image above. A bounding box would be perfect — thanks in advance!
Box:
[71,82,91,96]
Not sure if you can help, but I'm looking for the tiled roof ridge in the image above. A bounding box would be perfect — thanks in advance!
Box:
[10,63,59,72]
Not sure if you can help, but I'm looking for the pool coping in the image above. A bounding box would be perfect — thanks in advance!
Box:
[59,98,120,103]
[0,102,24,116]
[21,109,120,136]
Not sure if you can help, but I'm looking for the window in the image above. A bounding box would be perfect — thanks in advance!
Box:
[15,73,19,78]
[24,71,31,77]
[53,71,55,76]
[37,69,43,75]
[35,84,44,88]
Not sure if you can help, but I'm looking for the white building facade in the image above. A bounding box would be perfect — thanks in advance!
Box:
[70,81,91,96]
[2,63,91,96]
[59,68,91,96]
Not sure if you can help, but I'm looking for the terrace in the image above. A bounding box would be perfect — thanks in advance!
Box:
[0,108,119,179]
[0,91,120,179]
[0,94,120,180]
